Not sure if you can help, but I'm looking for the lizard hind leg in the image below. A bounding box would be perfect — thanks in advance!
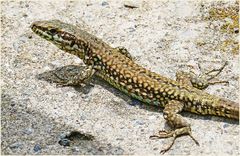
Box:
[176,61,229,90]
[150,100,199,154]
[200,61,229,86]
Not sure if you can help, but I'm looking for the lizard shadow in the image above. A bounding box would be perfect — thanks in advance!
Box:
[36,65,162,112]
[36,65,239,125]
[1,92,125,155]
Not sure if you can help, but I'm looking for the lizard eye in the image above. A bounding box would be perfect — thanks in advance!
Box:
[49,28,57,34]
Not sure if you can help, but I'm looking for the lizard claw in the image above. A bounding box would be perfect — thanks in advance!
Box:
[55,81,85,88]
[150,130,174,139]
[150,127,199,154]
[160,149,168,155]
[55,82,70,87]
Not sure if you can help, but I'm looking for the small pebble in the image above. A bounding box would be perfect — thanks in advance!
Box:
[59,133,67,140]
[153,147,158,150]
[59,138,71,146]
[127,27,136,32]
[116,137,124,141]
[9,142,23,149]
[223,123,230,128]
[33,144,41,152]
[101,1,109,6]
[133,119,145,126]
[123,1,139,8]
[80,114,87,120]
[72,146,80,152]
[136,120,145,125]
[23,128,33,135]
[107,147,124,155]
[23,13,28,17]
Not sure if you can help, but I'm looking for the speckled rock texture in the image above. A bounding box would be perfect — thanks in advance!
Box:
[1,0,239,155]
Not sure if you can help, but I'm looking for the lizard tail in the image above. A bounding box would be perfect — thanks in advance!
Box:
[219,98,239,120]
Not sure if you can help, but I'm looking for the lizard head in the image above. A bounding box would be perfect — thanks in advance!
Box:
[31,20,86,59]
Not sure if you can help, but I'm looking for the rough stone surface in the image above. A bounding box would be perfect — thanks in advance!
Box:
[1,0,239,155]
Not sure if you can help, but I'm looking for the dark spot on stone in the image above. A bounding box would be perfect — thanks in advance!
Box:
[23,13,28,17]
[153,147,159,150]
[223,123,230,128]
[23,128,33,135]
[66,131,94,141]
[59,133,67,139]
[86,3,93,6]
[116,137,124,141]
[9,142,23,149]
[59,138,70,146]
[128,27,136,32]
[33,144,41,152]
[101,1,109,6]
[58,131,94,147]
[106,146,124,155]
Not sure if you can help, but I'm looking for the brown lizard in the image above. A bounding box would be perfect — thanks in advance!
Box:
[31,20,239,154]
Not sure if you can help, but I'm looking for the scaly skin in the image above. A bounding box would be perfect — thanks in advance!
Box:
[31,20,239,154]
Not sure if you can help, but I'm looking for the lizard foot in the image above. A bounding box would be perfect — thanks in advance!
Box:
[178,61,229,90]
[55,81,85,87]
[150,127,199,154]
[198,61,229,87]
[52,65,95,87]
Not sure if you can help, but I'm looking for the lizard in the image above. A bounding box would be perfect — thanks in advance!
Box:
[30,20,239,154]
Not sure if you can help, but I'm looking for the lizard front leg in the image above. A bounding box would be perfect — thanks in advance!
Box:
[54,65,95,87]
[114,46,133,60]
[150,100,199,154]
